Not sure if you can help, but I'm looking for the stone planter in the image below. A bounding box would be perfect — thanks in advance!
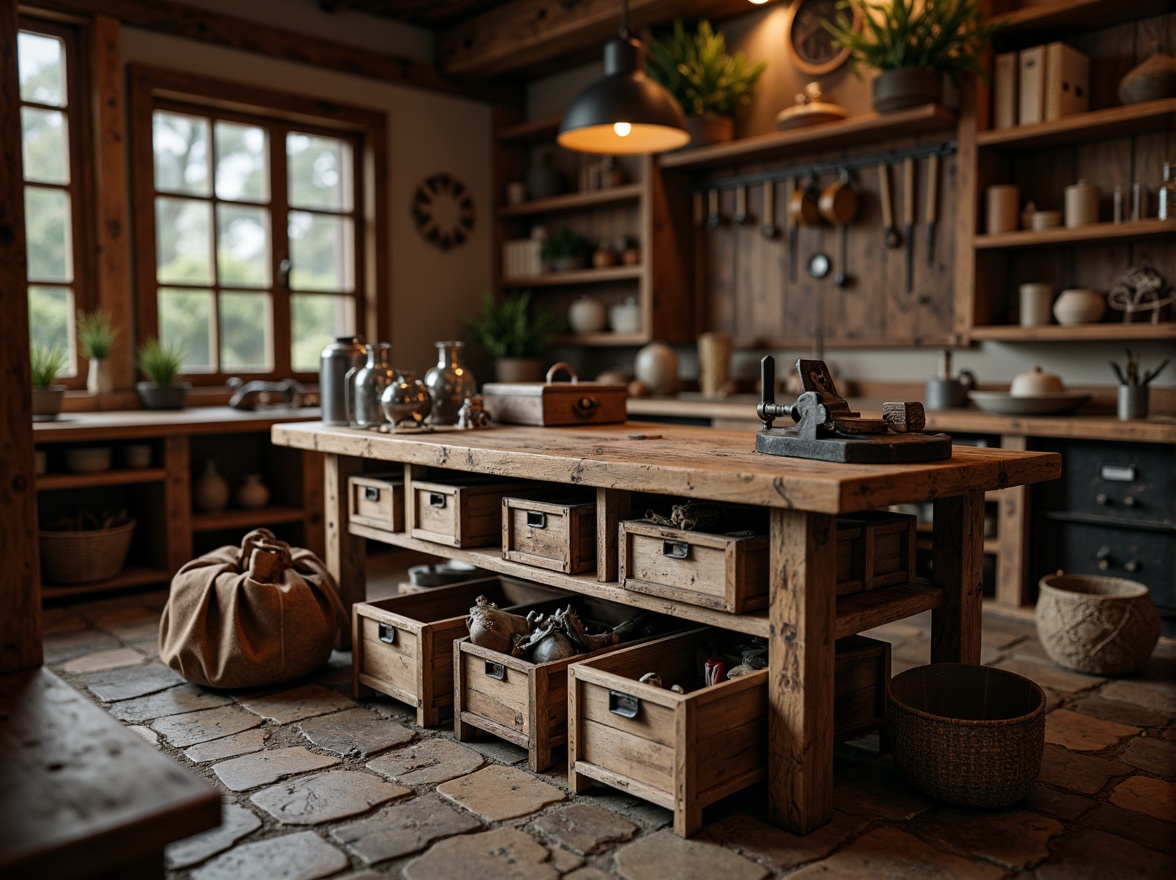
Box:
[136,381,190,410]
[32,386,66,421]
[872,68,942,112]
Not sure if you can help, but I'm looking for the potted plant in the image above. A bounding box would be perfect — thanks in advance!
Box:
[30,342,69,421]
[646,19,767,146]
[540,227,594,273]
[136,338,190,410]
[77,308,119,395]
[823,0,1003,112]
[463,290,562,382]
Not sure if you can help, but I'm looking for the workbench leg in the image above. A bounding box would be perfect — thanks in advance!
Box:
[325,453,366,649]
[995,435,1031,609]
[931,492,985,665]
[767,508,837,836]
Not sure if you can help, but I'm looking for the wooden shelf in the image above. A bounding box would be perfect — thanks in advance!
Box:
[970,323,1176,342]
[551,331,647,346]
[658,104,956,171]
[191,505,306,533]
[36,467,167,490]
[496,116,561,144]
[502,265,643,287]
[41,565,171,599]
[998,0,1173,35]
[977,100,1176,150]
[499,184,641,218]
[974,219,1176,250]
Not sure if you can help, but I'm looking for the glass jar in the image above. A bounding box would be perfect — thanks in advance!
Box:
[349,342,395,428]
[424,341,477,427]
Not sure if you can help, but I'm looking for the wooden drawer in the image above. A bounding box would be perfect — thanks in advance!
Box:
[410,475,541,548]
[620,520,769,613]
[352,577,564,726]
[348,473,404,532]
[833,634,891,743]
[835,511,917,596]
[502,496,596,575]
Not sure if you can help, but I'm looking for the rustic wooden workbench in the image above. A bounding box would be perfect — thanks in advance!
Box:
[271,421,1060,835]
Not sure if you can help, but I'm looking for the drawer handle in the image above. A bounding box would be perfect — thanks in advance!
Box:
[378,623,396,645]
[484,661,506,681]
[662,540,690,559]
[609,690,639,719]
[526,511,547,529]
[573,396,599,418]
[428,492,447,509]
[364,486,381,502]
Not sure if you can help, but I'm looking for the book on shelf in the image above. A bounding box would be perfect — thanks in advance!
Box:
[1044,42,1090,120]
[502,239,542,279]
[994,51,1018,130]
[1018,45,1046,125]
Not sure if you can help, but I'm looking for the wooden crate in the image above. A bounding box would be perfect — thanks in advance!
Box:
[569,629,892,836]
[352,576,564,726]
[619,520,770,613]
[348,473,404,533]
[835,510,917,596]
[410,475,541,548]
[502,496,597,575]
[454,596,650,771]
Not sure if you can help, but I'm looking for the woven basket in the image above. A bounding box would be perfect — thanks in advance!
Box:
[1036,573,1161,675]
[39,519,136,585]
[887,663,1045,808]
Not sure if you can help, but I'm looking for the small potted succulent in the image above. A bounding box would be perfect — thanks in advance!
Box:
[647,19,767,146]
[30,342,69,421]
[823,0,1003,112]
[136,338,190,410]
[77,308,119,394]
[463,290,562,382]
[540,227,595,273]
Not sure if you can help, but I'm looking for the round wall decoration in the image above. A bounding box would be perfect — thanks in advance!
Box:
[787,0,859,77]
[411,173,474,251]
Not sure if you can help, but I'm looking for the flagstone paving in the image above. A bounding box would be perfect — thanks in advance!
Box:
[44,594,1176,879]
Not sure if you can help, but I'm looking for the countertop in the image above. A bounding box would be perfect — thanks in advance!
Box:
[32,407,322,442]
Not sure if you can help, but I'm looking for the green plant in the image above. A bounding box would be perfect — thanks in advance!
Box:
[77,309,119,360]
[540,227,594,262]
[30,343,68,388]
[137,338,187,384]
[646,19,767,117]
[823,0,1003,83]
[463,291,562,359]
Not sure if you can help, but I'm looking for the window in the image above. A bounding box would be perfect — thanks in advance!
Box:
[131,68,385,383]
[18,19,93,381]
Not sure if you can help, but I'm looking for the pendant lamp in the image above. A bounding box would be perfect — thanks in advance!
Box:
[557,0,690,155]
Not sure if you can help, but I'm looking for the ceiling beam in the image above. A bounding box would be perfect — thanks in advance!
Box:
[437,0,754,78]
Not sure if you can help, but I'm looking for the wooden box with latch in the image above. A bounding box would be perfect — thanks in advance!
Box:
[481,362,627,426]
[410,473,544,548]
[348,472,404,533]
[502,495,597,575]
[352,577,565,727]
[835,510,918,596]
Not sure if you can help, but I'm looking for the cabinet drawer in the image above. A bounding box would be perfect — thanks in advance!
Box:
[410,476,542,548]
[1036,440,1174,526]
[502,496,596,574]
[349,473,404,532]
[835,511,918,595]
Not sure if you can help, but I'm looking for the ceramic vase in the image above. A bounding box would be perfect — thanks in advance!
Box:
[235,473,270,509]
[568,297,607,333]
[634,342,679,395]
[424,341,476,427]
[350,342,396,428]
[381,370,432,427]
[1053,289,1105,326]
[87,358,116,395]
[194,459,230,513]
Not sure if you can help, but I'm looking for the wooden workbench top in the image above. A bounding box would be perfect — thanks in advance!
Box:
[33,406,321,442]
[272,421,1060,515]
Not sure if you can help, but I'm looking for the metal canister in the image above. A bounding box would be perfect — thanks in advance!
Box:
[319,336,366,425]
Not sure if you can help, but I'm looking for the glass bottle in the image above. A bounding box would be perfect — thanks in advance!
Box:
[424,341,476,427]
[380,370,432,428]
[350,342,395,429]
[1159,162,1175,221]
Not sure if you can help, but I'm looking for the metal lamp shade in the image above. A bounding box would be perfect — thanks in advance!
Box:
[558,37,689,155]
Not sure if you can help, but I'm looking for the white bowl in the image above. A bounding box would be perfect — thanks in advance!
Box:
[65,446,112,473]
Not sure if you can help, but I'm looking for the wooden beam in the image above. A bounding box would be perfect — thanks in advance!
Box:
[0,0,43,673]
[26,0,513,103]
[437,0,753,78]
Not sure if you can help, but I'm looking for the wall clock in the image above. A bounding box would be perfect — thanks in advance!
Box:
[787,0,859,77]
[411,173,474,251]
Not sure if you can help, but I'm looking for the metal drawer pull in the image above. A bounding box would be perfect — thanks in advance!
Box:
[662,540,690,559]
[1099,464,1135,482]
[377,623,396,645]
[526,511,547,529]
[484,661,506,680]
[609,690,639,718]
[573,395,600,418]
[428,492,447,508]
[364,486,380,502]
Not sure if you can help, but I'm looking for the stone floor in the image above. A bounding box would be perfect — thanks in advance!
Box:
[42,588,1175,880]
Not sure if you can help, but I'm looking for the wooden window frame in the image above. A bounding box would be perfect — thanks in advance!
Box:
[128,64,388,386]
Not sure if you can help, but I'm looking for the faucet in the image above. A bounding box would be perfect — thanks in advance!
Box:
[227,377,306,410]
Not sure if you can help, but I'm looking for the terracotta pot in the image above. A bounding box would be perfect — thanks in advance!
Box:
[494,357,541,383]
[686,115,734,147]
[872,69,942,112]
[32,386,66,421]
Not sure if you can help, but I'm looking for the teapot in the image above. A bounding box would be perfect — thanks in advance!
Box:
[925,350,976,410]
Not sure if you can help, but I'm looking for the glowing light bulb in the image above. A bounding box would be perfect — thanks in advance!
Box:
[613,121,632,137]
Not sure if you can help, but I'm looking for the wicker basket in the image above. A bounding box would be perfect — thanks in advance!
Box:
[887,663,1045,808]
[39,519,137,585]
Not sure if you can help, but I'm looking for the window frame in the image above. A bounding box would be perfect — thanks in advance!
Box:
[128,64,388,386]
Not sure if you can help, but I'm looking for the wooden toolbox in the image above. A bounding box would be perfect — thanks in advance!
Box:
[410,473,542,548]
[352,577,565,726]
[568,629,892,837]
[834,510,917,596]
[620,520,770,614]
[348,472,404,533]
[481,363,627,426]
[502,495,597,575]
[454,596,654,772]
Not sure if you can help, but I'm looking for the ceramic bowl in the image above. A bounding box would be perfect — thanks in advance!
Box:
[65,446,112,473]
[609,301,641,335]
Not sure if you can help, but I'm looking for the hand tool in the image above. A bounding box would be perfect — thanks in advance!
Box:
[925,152,939,267]
[903,156,915,292]
[706,188,721,231]
[735,183,750,225]
[786,177,799,281]
[761,179,779,239]
[879,162,900,249]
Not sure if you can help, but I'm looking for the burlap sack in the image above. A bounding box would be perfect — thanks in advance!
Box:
[159,528,347,689]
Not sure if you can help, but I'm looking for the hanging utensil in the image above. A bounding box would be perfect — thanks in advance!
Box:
[785,176,800,282]
[706,188,722,231]
[735,183,750,226]
[788,174,821,227]
[693,190,705,228]
[761,179,778,239]
[903,156,915,292]
[925,152,939,267]
[879,162,901,249]
[820,169,859,290]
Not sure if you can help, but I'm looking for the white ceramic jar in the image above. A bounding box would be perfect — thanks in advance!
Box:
[1010,366,1065,397]
[609,299,641,334]
[634,342,679,395]
[1053,289,1106,326]
[568,297,607,333]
